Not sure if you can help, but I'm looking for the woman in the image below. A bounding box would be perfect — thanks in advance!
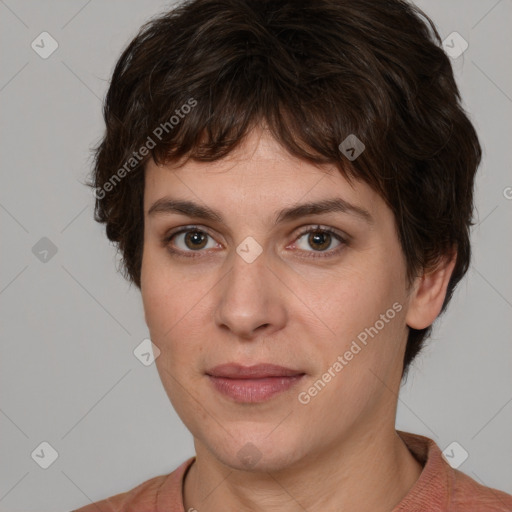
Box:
[75,0,512,509]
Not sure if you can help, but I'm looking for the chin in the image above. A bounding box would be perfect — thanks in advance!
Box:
[222,448,300,473]
[202,428,308,473]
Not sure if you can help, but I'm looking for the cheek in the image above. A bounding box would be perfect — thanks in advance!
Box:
[142,267,207,422]
[140,249,211,377]
[296,294,407,431]
[302,262,403,338]
[141,246,200,337]
[140,265,172,339]
[295,251,408,389]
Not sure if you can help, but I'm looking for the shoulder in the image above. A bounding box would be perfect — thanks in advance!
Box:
[396,431,512,512]
[70,473,168,512]
[450,468,512,511]
[70,457,195,512]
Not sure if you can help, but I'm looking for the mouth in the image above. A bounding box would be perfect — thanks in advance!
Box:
[206,363,306,403]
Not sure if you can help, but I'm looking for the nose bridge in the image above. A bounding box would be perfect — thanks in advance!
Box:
[214,245,286,338]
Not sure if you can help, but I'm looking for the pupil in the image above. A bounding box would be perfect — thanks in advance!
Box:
[186,231,207,249]
[309,231,330,251]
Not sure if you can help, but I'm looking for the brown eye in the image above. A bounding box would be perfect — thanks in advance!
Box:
[307,231,332,251]
[293,225,347,258]
[184,230,208,250]
[165,227,219,256]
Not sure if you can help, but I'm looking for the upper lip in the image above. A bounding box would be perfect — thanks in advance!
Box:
[206,363,305,379]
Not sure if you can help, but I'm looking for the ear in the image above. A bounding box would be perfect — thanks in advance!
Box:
[406,251,457,330]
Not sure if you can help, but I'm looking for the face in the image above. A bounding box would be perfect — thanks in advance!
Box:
[140,128,413,472]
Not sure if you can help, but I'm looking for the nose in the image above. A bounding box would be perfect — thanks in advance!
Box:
[214,247,287,340]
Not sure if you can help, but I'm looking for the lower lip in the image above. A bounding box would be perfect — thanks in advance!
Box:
[207,375,305,403]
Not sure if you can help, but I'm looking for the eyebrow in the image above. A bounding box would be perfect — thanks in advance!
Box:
[147,197,373,225]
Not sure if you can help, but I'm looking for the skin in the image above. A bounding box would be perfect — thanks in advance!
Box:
[140,127,455,512]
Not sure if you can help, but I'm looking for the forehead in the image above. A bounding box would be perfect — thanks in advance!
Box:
[143,128,382,222]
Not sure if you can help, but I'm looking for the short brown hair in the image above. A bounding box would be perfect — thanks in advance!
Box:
[88,0,481,377]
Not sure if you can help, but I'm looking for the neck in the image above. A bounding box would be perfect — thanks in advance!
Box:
[183,424,423,512]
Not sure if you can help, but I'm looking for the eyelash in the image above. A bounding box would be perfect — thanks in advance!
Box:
[163,224,348,260]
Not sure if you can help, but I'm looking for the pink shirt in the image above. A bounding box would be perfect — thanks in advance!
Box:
[72,431,512,511]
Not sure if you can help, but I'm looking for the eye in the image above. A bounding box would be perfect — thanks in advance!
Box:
[164,226,220,257]
[292,225,346,258]
[163,224,347,260]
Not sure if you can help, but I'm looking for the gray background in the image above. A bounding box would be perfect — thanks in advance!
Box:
[0,0,511,510]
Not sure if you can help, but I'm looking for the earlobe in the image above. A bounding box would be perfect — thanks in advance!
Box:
[405,252,457,330]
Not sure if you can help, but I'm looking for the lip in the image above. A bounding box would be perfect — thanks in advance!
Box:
[206,363,304,379]
[206,363,306,403]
